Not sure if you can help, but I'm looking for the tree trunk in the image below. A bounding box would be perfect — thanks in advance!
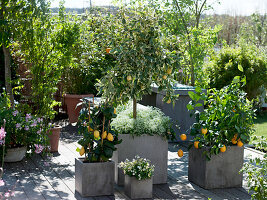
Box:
[133,98,137,119]
[3,45,14,106]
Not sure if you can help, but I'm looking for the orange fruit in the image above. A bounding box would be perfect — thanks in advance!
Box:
[201,128,208,135]
[127,75,132,81]
[87,126,94,132]
[237,140,243,147]
[167,68,172,75]
[114,108,116,114]
[163,75,167,80]
[106,48,111,54]
[107,133,114,141]
[220,145,226,152]
[231,138,237,144]
[194,141,199,149]
[166,99,171,104]
[177,149,183,157]
[180,134,187,141]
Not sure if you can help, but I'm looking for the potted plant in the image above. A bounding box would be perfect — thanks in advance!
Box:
[0,92,49,163]
[186,75,255,189]
[119,156,154,199]
[47,124,61,152]
[75,98,121,197]
[98,6,179,185]
[111,104,175,185]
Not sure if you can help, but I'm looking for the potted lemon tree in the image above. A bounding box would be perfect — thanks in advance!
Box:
[98,6,179,185]
[75,98,121,197]
[187,75,255,189]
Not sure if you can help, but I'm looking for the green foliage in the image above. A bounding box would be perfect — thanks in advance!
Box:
[98,6,179,108]
[62,12,113,95]
[119,156,154,181]
[77,99,121,162]
[187,77,255,159]
[206,45,267,100]
[111,103,175,140]
[0,92,49,156]
[241,137,267,200]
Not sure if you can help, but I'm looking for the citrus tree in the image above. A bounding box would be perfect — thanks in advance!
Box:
[98,6,180,118]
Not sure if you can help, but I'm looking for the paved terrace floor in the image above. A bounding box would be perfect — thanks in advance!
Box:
[1,122,264,200]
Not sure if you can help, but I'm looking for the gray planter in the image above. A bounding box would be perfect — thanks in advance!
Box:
[139,84,205,141]
[75,159,114,197]
[112,134,168,185]
[4,146,27,162]
[124,175,153,199]
[188,146,244,189]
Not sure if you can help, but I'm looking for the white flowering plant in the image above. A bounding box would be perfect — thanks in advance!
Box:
[119,156,154,180]
[0,93,49,157]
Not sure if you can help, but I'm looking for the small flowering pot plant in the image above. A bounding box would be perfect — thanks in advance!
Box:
[119,156,155,180]
[187,75,255,159]
[0,93,49,158]
[76,98,122,162]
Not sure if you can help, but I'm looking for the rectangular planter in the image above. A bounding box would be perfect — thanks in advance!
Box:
[188,146,244,189]
[112,134,168,185]
[124,175,153,199]
[75,159,114,197]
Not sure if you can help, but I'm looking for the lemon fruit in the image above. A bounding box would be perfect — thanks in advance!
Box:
[180,134,187,141]
[107,133,114,141]
[201,128,208,135]
[194,141,199,149]
[177,149,183,157]
[94,130,100,138]
[237,140,243,147]
[102,131,107,139]
[163,75,167,80]
[79,147,85,156]
[127,75,132,81]
[220,145,226,152]
[87,126,94,132]
[167,68,172,75]
[166,99,171,104]
[114,108,116,114]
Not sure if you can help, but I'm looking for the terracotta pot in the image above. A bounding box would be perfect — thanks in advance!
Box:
[4,146,27,162]
[47,126,61,152]
[64,94,94,123]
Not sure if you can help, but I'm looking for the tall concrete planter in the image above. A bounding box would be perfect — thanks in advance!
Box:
[188,146,244,189]
[124,175,153,199]
[64,94,94,123]
[112,134,168,185]
[75,159,115,197]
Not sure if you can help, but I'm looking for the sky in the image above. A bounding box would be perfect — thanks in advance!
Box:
[50,0,267,16]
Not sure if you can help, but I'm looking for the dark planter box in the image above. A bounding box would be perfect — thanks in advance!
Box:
[188,146,244,189]
[112,134,168,185]
[75,159,114,197]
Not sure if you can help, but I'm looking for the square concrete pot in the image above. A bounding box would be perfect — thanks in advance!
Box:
[75,159,114,197]
[112,134,168,185]
[124,175,153,199]
[188,146,244,189]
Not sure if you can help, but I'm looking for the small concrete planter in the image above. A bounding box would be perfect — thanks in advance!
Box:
[4,146,27,162]
[112,134,168,185]
[124,175,153,199]
[75,158,115,197]
[188,146,244,189]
